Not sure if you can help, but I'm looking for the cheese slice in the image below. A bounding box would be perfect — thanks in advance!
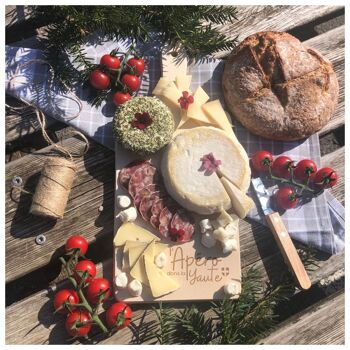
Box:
[144,255,179,298]
[220,177,254,219]
[202,100,234,137]
[193,87,210,106]
[130,241,168,286]
[175,74,192,93]
[161,126,249,215]
[122,241,147,270]
[152,77,172,96]
[186,103,213,126]
[128,241,151,270]
[161,50,188,81]
[113,222,160,247]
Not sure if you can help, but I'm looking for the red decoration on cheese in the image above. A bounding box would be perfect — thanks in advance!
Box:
[130,112,153,130]
[178,91,194,110]
[169,227,186,242]
[200,153,222,175]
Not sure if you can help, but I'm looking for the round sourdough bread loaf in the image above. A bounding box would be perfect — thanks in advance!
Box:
[222,31,339,141]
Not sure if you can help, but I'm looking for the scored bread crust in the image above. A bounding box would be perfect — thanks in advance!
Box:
[222,31,339,141]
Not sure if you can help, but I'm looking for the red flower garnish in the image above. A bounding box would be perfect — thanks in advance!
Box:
[199,153,222,175]
[130,112,153,130]
[178,91,194,110]
[169,228,185,242]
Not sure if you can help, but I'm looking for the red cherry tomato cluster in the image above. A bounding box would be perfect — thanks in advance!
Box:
[53,235,132,339]
[89,50,145,107]
[251,150,338,211]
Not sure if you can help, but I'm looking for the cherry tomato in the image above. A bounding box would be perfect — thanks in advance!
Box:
[65,310,92,337]
[313,167,338,189]
[65,235,88,256]
[86,278,111,304]
[54,289,79,314]
[271,156,293,179]
[251,150,273,172]
[127,57,145,76]
[294,159,317,183]
[100,54,121,70]
[89,69,110,90]
[74,260,97,283]
[113,91,131,106]
[121,74,140,92]
[106,302,132,330]
[275,186,298,210]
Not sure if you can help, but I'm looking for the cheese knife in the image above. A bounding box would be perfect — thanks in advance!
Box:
[251,177,311,290]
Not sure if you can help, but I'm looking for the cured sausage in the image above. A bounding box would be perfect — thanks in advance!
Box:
[128,164,158,198]
[169,210,195,242]
[118,159,149,189]
[158,206,177,238]
[133,184,157,209]
[139,191,162,222]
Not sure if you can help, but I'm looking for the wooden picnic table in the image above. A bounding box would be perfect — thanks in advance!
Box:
[5,5,345,345]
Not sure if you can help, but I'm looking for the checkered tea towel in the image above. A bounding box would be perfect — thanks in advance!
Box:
[5,38,345,254]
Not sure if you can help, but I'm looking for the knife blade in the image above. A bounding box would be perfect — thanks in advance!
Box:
[251,177,311,290]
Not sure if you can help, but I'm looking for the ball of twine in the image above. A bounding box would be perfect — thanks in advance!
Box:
[30,157,77,219]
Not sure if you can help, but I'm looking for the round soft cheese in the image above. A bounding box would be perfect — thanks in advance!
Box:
[161,127,250,215]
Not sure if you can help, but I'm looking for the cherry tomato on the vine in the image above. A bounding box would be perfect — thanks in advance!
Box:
[127,57,145,76]
[251,150,273,172]
[65,235,88,256]
[89,69,110,90]
[106,302,132,330]
[294,159,317,183]
[86,278,111,304]
[113,91,131,106]
[100,54,121,70]
[313,167,338,189]
[271,155,293,179]
[121,74,140,92]
[65,310,92,337]
[275,186,299,210]
[74,260,97,284]
[54,289,79,314]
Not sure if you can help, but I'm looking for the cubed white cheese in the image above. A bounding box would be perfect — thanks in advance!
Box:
[213,227,234,242]
[199,219,213,233]
[116,195,132,209]
[201,231,216,248]
[224,281,240,296]
[221,238,238,254]
[154,252,167,268]
[117,207,137,223]
[128,279,143,297]
[115,272,128,289]
[225,220,239,237]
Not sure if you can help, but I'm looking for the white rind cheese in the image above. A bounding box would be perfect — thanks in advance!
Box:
[161,127,250,215]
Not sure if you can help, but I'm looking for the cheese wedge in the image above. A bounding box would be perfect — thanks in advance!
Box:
[202,100,234,137]
[113,222,160,247]
[122,241,147,270]
[220,177,254,219]
[130,241,168,286]
[193,87,210,106]
[186,103,213,126]
[152,77,172,96]
[175,74,192,93]
[128,241,151,270]
[161,51,188,81]
[144,255,179,298]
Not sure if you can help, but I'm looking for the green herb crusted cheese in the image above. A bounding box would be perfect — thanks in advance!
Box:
[113,96,175,155]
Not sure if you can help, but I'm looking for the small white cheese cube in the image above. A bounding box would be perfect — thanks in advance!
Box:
[117,207,137,223]
[115,272,128,289]
[199,219,213,233]
[201,231,216,248]
[154,252,167,268]
[213,227,233,242]
[213,210,234,228]
[224,281,240,296]
[221,238,238,254]
[116,195,132,209]
[128,279,143,297]
[224,221,239,237]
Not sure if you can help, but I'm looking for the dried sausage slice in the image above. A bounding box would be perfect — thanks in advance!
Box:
[118,159,149,189]
[128,164,158,198]
[169,210,195,242]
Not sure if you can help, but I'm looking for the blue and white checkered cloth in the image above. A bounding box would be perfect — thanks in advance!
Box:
[5,37,345,254]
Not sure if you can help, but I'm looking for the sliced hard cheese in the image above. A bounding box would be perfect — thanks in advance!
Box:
[113,222,160,247]
[220,177,254,218]
[128,241,151,270]
[161,50,188,81]
[158,81,181,109]
[122,241,147,271]
[186,103,213,126]
[193,87,210,106]
[144,255,179,298]
[152,77,172,96]
[175,74,192,93]
[161,127,249,215]
[202,100,234,137]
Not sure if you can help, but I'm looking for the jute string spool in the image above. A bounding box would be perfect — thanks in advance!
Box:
[7,59,89,219]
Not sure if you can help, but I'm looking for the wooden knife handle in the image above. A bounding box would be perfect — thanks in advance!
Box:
[266,212,311,290]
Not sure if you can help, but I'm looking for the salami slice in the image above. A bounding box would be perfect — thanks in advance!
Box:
[158,205,177,238]
[118,159,149,189]
[139,191,162,222]
[169,210,195,242]
[128,164,158,198]
[133,184,157,209]
[150,197,170,228]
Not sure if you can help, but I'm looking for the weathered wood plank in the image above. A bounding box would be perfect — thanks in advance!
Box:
[259,290,344,344]
[5,136,115,282]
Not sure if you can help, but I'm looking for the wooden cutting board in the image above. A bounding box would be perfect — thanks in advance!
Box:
[113,50,242,303]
